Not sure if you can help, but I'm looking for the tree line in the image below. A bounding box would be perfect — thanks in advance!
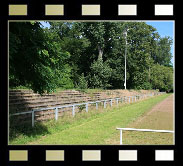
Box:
[9,21,173,94]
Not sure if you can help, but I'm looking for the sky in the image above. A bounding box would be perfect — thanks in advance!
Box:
[41,21,174,66]
[146,21,174,66]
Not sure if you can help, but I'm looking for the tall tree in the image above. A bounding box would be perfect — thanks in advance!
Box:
[123,22,157,89]
[155,37,173,66]
[151,64,173,92]
[79,22,106,61]
[9,21,173,92]
[9,22,70,94]
[48,22,91,84]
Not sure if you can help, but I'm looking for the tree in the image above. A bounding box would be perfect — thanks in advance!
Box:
[49,22,91,84]
[79,22,106,60]
[9,21,173,93]
[151,64,173,92]
[88,59,112,89]
[155,37,173,67]
[9,22,70,94]
[122,22,157,89]
[76,73,88,90]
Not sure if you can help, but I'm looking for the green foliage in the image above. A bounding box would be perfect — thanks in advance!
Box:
[78,104,86,112]
[76,73,88,90]
[56,64,74,89]
[89,59,112,89]
[49,22,91,84]
[151,64,173,92]
[79,22,106,57]
[154,37,173,67]
[124,23,157,90]
[9,22,71,94]
[9,21,173,93]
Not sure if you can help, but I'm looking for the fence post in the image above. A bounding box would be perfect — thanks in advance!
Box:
[120,129,123,145]
[86,103,88,112]
[116,99,118,105]
[72,105,75,117]
[55,108,58,121]
[32,110,34,127]
[96,102,98,109]
[110,99,112,107]
[104,101,106,108]
[129,97,130,103]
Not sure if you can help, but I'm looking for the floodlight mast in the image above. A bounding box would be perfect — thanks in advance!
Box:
[123,29,128,90]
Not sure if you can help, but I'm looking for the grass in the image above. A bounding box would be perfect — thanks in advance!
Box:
[124,94,173,145]
[9,93,172,145]
[124,111,173,145]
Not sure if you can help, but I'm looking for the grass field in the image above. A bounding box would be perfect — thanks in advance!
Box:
[9,93,173,145]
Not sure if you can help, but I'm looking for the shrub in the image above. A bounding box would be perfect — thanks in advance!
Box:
[76,73,88,90]
[88,59,112,89]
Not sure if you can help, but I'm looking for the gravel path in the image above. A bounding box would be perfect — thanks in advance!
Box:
[133,94,174,124]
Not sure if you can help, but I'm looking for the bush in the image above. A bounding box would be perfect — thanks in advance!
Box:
[78,104,86,112]
[151,64,173,92]
[88,59,112,89]
[76,73,88,90]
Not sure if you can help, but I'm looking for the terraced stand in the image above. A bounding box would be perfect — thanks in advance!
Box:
[9,89,163,125]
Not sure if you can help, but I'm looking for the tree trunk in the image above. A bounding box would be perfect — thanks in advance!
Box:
[98,46,103,61]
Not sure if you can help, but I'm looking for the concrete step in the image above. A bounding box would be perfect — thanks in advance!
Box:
[9,97,92,106]
[9,92,92,100]
[9,89,80,95]
[10,101,90,113]
[9,94,94,104]
[9,97,117,113]
[9,94,83,100]
[9,93,55,98]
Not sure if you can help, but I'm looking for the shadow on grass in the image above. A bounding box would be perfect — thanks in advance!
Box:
[9,118,50,143]
[9,89,52,143]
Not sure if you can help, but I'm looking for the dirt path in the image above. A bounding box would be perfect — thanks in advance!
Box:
[123,94,174,145]
[132,94,174,126]
[105,94,174,145]
[146,93,173,113]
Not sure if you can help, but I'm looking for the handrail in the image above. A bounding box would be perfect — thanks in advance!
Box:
[116,127,174,145]
[10,92,165,127]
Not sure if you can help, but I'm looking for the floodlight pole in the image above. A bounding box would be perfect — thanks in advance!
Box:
[123,30,128,90]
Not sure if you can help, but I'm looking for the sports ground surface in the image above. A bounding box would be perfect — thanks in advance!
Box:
[10,93,174,145]
[106,94,174,145]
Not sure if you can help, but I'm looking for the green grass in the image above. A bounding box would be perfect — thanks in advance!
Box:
[9,93,171,145]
